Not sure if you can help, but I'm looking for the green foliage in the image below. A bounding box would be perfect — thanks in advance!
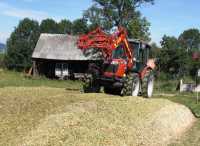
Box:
[5,18,40,70]
[127,15,151,41]
[58,19,73,34]
[72,19,89,35]
[161,35,180,50]
[150,42,161,58]
[83,4,112,30]
[158,30,200,78]
[0,54,5,68]
[159,47,190,76]
[40,18,59,33]
[179,28,200,52]
[84,0,153,41]
[40,18,89,35]
[92,0,154,27]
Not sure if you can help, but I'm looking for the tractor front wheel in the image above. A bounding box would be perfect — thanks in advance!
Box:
[142,72,154,98]
[147,74,154,97]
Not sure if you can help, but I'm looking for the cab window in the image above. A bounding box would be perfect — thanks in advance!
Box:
[139,44,149,64]
[112,45,127,59]
[129,42,139,59]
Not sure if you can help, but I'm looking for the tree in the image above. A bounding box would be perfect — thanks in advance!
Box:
[5,18,40,70]
[83,4,113,30]
[127,14,151,41]
[90,0,154,27]
[159,35,190,77]
[179,28,200,52]
[84,0,153,40]
[72,19,88,35]
[40,18,59,33]
[160,35,180,50]
[150,42,161,58]
[58,19,72,34]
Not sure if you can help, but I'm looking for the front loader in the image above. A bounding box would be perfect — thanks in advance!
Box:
[78,27,155,97]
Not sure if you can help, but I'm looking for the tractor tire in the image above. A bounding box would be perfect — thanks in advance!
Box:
[83,76,100,93]
[142,72,154,98]
[122,73,140,96]
[83,64,101,93]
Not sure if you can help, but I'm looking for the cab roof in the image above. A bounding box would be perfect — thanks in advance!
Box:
[128,39,151,48]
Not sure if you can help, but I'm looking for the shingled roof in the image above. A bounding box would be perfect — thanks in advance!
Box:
[32,33,100,61]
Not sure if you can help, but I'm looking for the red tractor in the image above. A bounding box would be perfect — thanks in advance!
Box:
[78,27,156,97]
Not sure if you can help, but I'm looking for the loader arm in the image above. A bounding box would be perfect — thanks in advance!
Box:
[77,27,134,70]
[77,27,114,59]
[112,27,134,69]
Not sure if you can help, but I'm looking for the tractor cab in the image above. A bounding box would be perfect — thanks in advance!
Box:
[128,39,151,73]
[111,39,151,71]
[103,39,151,78]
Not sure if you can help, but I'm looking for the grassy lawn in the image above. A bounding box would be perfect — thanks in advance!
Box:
[0,69,82,89]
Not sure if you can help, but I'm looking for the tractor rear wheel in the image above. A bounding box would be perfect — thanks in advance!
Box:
[122,73,140,96]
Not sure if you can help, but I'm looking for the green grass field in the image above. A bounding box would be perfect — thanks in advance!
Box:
[0,69,199,146]
[0,69,82,89]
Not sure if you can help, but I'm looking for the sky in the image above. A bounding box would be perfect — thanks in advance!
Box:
[0,0,200,45]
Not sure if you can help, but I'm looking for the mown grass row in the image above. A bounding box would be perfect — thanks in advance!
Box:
[1,69,200,117]
[0,69,200,146]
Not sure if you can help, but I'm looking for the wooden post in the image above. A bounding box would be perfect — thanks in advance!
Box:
[33,60,38,77]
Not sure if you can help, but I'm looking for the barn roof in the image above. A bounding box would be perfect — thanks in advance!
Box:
[32,33,100,61]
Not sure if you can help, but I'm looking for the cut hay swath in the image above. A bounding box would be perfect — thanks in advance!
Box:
[0,87,195,146]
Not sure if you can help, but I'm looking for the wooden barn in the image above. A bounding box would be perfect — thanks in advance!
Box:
[32,34,101,79]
